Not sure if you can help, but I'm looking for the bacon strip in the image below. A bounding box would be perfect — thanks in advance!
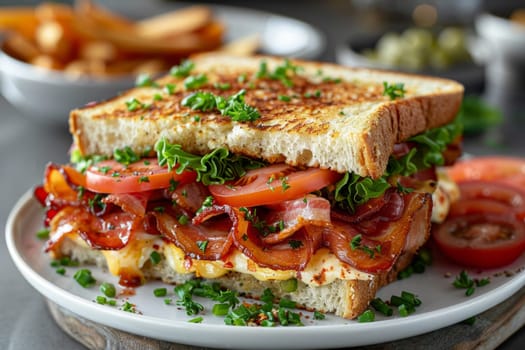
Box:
[103,192,151,217]
[261,195,331,244]
[45,207,136,252]
[154,205,234,260]
[324,192,430,273]
[232,208,323,271]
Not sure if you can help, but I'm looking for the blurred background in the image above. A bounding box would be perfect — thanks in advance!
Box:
[1,1,525,349]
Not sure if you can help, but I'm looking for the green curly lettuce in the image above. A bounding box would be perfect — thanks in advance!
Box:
[333,119,462,212]
[155,138,265,185]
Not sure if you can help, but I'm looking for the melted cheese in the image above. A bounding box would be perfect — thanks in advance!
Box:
[101,233,162,281]
[432,168,460,223]
[102,237,373,286]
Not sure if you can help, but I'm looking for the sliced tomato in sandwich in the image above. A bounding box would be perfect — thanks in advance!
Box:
[209,164,341,207]
[85,158,197,193]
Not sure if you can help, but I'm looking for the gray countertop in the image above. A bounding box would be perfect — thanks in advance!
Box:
[1,1,525,349]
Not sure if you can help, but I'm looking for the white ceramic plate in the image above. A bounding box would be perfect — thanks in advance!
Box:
[214,4,325,59]
[6,190,525,349]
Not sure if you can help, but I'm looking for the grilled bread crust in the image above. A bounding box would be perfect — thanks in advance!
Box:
[70,54,463,178]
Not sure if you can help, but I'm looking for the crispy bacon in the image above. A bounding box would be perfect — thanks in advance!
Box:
[171,182,211,214]
[45,207,136,252]
[324,192,429,273]
[154,205,235,260]
[232,208,323,270]
[103,192,151,217]
[261,195,331,244]
[77,211,136,250]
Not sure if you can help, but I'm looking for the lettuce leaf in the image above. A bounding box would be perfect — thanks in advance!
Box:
[332,119,462,212]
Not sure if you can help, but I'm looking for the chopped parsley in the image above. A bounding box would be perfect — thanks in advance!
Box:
[184,73,208,90]
[383,82,406,100]
[181,89,260,122]
[170,60,195,78]
[196,240,209,252]
[135,73,159,88]
[113,146,140,165]
[73,269,96,288]
[453,270,490,296]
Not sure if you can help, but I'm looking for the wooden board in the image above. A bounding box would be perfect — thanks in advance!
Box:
[46,287,525,350]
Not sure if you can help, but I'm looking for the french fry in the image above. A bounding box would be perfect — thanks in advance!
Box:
[35,2,74,22]
[64,59,107,78]
[0,7,39,39]
[31,54,64,70]
[2,32,40,62]
[0,1,228,78]
[35,20,75,62]
[219,34,260,56]
[135,5,212,39]
[79,40,118,62]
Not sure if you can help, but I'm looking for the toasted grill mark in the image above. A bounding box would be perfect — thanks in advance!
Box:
[87,71,385,131]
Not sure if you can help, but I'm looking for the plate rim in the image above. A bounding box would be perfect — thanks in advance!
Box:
[6,189,525,349]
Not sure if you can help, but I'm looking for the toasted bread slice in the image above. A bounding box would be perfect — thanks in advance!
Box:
[70,54,463,178]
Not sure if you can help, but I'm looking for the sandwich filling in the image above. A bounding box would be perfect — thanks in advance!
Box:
[36,122,460,287]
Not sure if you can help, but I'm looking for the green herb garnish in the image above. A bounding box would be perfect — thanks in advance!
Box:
[100,282,116,298]
[181,89,260,122]
[184,73,208,90]
[113,146,140,165]
[73,269,96,288]
[170,60,195,78]
[150,251,161,265]
[135,73,159,88]
[357,309,375,322]
[383,82,406,100]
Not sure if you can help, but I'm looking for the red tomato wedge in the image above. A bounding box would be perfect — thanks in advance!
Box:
[209,164,341,207]
[433,212,525,268]
[447,156,525,183]
[85,158,197,193]
[433,156,525,268]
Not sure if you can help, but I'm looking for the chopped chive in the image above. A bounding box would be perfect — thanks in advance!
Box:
[96,296,107,304]
[398,304,409,317]
[313,311,325,320]
[150,251,161,265]
[280,278,298,293]
[56,267,66,275]
[73,269,96,288]
[188,316,204,323]
[212,303,230,316]
[36,228,50,240]
[357,309,375,322]
[370,298,393,316]
[154,288,167,297]
[100,282,116,298]
[278,297,296,309]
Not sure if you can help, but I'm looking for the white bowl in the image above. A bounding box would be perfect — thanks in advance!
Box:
[0,50,135,124]
[335,32,485,93]
[475,13,525,65]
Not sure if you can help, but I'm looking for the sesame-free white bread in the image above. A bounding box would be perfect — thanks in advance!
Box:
[70,54,463,178]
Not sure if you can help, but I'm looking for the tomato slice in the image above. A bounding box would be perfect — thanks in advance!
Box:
[432,173,525,268]
[433,213,525,268]
[447,156,525,183]
[85,158,197,193]
[209,164,341,207]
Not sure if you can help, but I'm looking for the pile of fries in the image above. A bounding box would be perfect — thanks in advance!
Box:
[0,0,258,78]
